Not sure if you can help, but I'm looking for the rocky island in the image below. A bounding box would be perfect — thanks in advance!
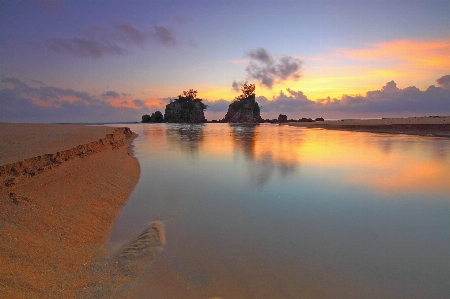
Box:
[164,89,207,123]
[224,84,262,123]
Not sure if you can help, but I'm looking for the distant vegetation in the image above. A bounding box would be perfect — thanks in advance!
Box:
[142,111,164,123]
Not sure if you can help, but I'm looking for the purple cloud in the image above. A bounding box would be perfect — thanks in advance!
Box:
[215,76,450,120]
[256,79,450,119]
[436,75,450,89]
[133,99,146,108]
[45,22,178,59]
[152,26,177,46]
[0,77,149,123]
[101,91,121,98]
[45,37,125,58]
[239,48,302,89]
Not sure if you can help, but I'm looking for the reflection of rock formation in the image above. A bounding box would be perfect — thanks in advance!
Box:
[229,124,298,187]
[166,124,204,156]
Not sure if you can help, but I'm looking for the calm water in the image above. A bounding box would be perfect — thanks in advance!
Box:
[109,123,450,299]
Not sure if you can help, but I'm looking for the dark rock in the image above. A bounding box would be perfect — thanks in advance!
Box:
[141,114,151,123]
[150,111,164,123]
[164,91,207,123]
[278,114,288,122]
[224,94,262,123]
[299,118,314,122]
[315,117,324,121]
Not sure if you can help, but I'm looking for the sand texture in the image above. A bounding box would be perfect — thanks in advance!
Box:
[0,123,164,298]
[287,116,450,136]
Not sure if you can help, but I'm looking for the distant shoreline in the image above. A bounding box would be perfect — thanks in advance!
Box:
[286,116,450,137]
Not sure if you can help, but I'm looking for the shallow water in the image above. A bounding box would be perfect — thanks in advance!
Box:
[109,123,450,299]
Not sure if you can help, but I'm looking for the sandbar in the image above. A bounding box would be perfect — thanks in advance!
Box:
[0,123,164,298]
[286,116,450,137]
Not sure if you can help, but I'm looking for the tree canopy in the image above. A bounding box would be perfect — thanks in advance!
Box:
[236,83,256,100]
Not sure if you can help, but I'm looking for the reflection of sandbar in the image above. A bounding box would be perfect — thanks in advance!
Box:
[287,116,450,137]
[0,123,163,298]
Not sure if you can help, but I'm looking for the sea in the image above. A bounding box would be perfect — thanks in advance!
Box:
[108,123,450,299]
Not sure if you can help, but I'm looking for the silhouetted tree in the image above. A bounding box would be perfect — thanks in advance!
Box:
[237,84,256,100]
[142,114,151,123]
[150,111,164,122]
[182,89,198,100]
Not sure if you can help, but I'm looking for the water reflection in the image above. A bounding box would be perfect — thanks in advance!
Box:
[229,124,299,187]
[135,124,450,195]
[165,124,205,157]
[109,123,450,299]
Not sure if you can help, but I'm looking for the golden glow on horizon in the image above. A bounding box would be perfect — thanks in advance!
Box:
[119,38,449,109]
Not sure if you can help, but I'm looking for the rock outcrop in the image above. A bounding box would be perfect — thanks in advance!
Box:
[142,111,164,123]
[278,114,288,122]
[224,94,262,123]
[164,90,207,123]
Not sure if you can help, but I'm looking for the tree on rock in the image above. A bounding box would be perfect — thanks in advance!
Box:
[224,84,262,123]
[237,84,256,99]
[142,114,151,123]
[164,89,207,123]
[142,111,164,123]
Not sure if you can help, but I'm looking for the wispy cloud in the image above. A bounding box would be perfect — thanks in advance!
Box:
[45,22,178,58]
[101,91,121,98]
[337,39,450,69]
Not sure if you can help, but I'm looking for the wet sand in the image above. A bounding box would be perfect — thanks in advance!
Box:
[286,116,450,137]
[0,123,164,298]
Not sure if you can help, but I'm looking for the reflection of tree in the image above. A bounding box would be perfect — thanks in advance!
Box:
[166,123,204,157]
[229,124,298,187]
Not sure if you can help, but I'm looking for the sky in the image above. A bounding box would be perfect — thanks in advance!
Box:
[1,0,449,123]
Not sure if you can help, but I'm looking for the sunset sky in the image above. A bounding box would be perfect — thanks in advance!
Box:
[1,0,449,122]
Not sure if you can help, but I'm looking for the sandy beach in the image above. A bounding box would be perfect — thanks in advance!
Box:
[0,123,164,298]
[286,116,450,137]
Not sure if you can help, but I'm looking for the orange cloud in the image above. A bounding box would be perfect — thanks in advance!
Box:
[337,39,450,69]
[282,38,450,101]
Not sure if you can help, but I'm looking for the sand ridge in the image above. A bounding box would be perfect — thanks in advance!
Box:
[0,124,164,298]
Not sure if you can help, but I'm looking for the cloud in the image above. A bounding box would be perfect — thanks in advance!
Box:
[45,22,178,58]
[133,99,146,108]
[45,37,126,58]
[436,75,450,89]
[202,99,230,112]
[231,80,247,93]
[247,48,273,64]
[152,26,177,46]
[101,91,120,98]
[215,76,450,119]
[0,77,149,123]
[257,78,450,119]
[239,48,302,89]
